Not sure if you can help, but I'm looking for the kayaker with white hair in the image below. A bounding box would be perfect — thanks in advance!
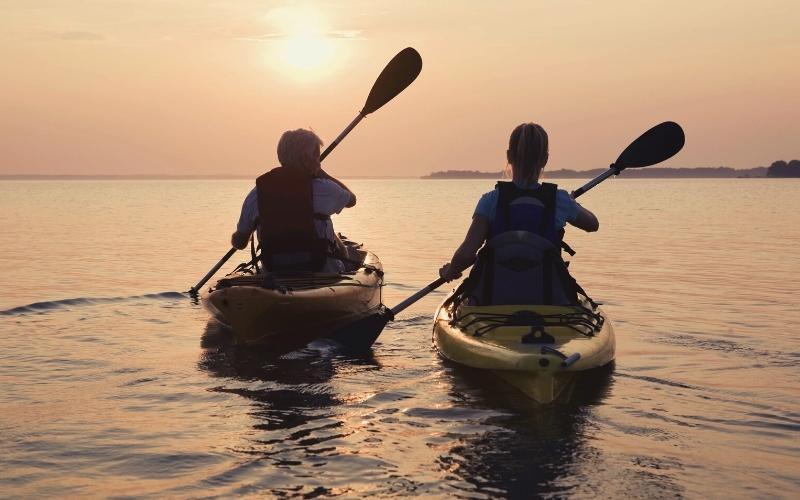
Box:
[439,122,599,305]
[231,128,356,273]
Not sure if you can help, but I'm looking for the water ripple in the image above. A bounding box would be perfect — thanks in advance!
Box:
[0,291,187,316]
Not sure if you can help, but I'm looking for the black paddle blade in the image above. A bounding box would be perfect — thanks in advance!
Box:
[361,47,422,115]
[614,121,685,170]
[327,308,393,353]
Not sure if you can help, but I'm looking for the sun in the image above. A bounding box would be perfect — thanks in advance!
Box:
[279,31,333,73]
[265,5,339,79]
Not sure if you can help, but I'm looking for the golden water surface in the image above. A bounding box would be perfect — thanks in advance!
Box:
[1,179,798,497]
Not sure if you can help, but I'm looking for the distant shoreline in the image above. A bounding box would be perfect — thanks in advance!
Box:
[0,174,411,180]
[422,167,771,179]
[3,166,799,180]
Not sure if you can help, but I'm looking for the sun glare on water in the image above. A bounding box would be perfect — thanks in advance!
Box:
[266,6,342,80]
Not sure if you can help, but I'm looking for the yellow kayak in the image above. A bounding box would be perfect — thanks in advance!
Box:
[202,245,383,351]
[433,293,615,404]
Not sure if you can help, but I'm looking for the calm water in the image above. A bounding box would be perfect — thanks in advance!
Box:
[1,179,798,498]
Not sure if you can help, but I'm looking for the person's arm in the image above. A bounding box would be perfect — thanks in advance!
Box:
[317,169,356,207]
[570,205,599,232]
[439,215,490,281]
[231,188,257,249]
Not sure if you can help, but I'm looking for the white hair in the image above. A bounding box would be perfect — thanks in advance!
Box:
[277,129,323,170]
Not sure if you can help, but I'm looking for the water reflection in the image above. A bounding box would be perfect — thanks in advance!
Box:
[196,319,686,497]
[195,320,396,496]
[436,362,616,497]
[198,319,380,433]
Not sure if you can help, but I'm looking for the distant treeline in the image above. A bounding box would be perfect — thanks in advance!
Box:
[423,161,800,179]
[0,174,255,180]
[767,160,800,178]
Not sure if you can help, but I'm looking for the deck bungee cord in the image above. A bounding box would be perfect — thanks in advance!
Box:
[452,304,605,339]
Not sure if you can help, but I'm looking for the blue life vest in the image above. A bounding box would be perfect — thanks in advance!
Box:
[489,181,562,244]
[456,181,581,306]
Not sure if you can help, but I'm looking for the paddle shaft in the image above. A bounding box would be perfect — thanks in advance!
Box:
[389,277,447,317]
[571,165,621,199]
[189,247,237,294]
[321,113,365,161]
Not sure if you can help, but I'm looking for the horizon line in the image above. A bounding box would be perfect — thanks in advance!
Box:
[0,174,414,180]
[0,165,769,181]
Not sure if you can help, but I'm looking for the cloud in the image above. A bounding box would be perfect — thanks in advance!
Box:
[255,5,364,41]
[327,30,364,39]
[237,33,283,41]
[51,31,105,41]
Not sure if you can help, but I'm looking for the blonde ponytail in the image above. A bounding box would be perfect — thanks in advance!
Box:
[508,123,549,183]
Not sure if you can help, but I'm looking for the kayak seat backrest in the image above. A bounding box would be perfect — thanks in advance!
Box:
[469,231,576,306]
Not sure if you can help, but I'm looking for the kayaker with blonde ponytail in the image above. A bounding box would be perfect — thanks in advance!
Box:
[439,122,599,305]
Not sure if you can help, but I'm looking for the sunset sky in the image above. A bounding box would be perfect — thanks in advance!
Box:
[1,1,798,177]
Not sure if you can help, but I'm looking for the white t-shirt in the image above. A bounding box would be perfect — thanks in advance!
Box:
[236,178,352,271]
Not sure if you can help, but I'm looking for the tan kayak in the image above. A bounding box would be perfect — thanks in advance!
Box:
[202,245,383,351]
[433,292,615,404]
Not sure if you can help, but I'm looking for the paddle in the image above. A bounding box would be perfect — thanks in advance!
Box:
[188,47,423,296]
[571,121,685,198]
[331,121,686,351]
[329,277,447,351]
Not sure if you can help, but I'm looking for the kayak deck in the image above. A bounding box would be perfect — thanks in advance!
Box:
[433,299,615,404]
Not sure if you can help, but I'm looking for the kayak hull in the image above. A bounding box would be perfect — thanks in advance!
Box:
[433,295,615,404]
[202,249,383,351]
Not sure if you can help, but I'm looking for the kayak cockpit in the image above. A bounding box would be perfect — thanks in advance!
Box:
[207,239,381,294]
[201,243,384,347]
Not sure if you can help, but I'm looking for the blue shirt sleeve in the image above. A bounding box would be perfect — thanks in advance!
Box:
[473,190,497,219]
[312,179,352,215]
[236,187,258,234]
[555,189,578,228]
